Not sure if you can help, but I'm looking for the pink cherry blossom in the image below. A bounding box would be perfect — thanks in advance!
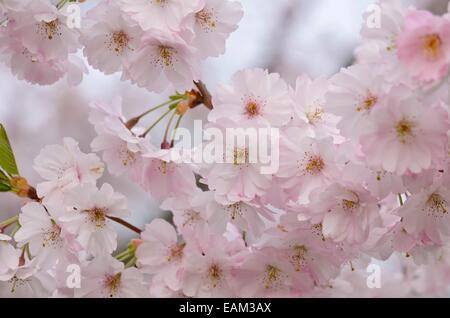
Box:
[276,128,341,202]
[81,0,143,75]
[209,68,293,127]
[397,9,450,83]
[119,0,202,32]
[326,64,387,141]
[0,0,87,85]
[361,92,450,174]
[0,234,19,277]
[125,31,200,93]
[159,190,210,235]
[75,255,148,298]
[299,183,382,245]
[33,137,104,202]
[180,227,244,297]
[137,148,198,201]
[60,183,129,256]
[186,0,243,58]
[207,195,275,240]
[232,248,295,298]
[397,175,450,245]
[14,202,81,270]
[91,116,150,178]
[0,260,55,298]
[291,75,339,139]
[136,218,185,291]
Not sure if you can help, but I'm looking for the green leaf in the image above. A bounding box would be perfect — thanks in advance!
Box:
[0,182,11,192]
[0,124,19,176]
[0,169,8,182]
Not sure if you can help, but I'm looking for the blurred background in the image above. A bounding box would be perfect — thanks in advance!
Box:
[0,0,448,248]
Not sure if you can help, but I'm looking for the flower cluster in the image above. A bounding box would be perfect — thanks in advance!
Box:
[1,0,450,298]
[0,0,243,90]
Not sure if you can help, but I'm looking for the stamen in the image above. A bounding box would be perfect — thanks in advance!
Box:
[357,92,378,112]
[208,263,223,288]
[37,19,61,40]
[167,243,185,262]
[245,101,260,118]
[104,272,122,298]
[423,33,442,59]
[107,31,131,55]
[424,193,448,217]
[263,265,282,289]
[196,8,217,32]
[396,119,415,144]
[86,207,107,228]
[303,155,325,175]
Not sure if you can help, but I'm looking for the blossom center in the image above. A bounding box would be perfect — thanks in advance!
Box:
[245,101,261,118]
[423,33,442,59]
[263,265,282,289]
[167,243,185,262]
[182,209,201,227]
[342,198,359,211]
[306,107,324,124]
[104,272,122,298]
[108,31,130,55]
[38,19,61,40]
[156,45,177,68]
[396,119,415,144]
[42,223,63,248]
[157,161,174,175]
[425,193,448,217]
[119,144,137,167]
[208,263,223,288]
[152,0,168,7]
[357,92,378,112]
[8,276,31,293]
[233,148,249,165]
[304,155,325,175]
[227,203,243,220]
[196,8,217,32]
[86,207,107,228]
[290,245,308,272]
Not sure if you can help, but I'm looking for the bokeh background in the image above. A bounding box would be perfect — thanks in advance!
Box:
[0,0,448,248]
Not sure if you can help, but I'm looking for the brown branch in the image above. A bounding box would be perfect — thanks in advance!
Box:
[193,81,213,110]
[106,216,142,234]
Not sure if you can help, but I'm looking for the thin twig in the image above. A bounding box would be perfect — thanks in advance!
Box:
[106,216,142,234]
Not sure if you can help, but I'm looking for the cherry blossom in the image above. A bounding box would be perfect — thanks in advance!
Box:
[180,227,244,297]
[0,0,86,85]
[60,183,129,256]
[397,9,450,83]
[209,68,293,127]
[125,31,200,93]
[119,0,202,32]
[361,92,449,174]
[81,0,143,75]
[75,255,148,298]
[0,234,19,277]
[276,128,341,202]
[1,0,450,299]
[33,138,104,202]
[397,175,450,245]
[299,183,382,245]
[136,219,185,291]
[186,0,243,58]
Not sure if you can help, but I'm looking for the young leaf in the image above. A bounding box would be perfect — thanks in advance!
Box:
[0,182,11,192]
[0,168,8,181]
[0,124,19,176]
